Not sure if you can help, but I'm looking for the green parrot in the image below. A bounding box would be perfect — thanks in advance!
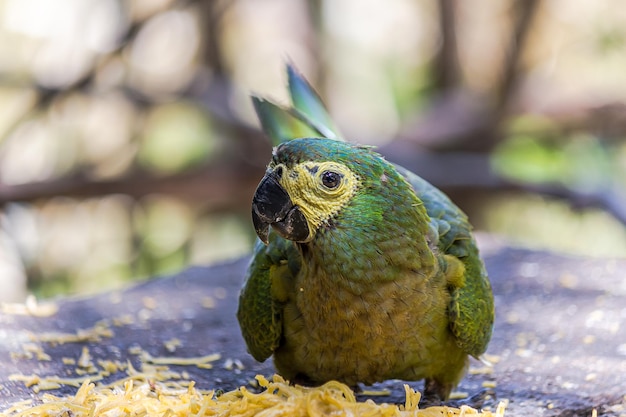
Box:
[237,65,494,400]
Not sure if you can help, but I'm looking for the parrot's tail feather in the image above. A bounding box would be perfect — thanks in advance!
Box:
[252,62,344,146]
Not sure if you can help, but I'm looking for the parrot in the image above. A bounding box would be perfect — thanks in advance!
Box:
[237,64,495,400]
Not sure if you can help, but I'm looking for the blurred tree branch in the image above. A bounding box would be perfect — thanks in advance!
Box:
[3,134,626,227]
[495,0,540,113]
[0,158,264,213]
[433,0,460,91]
[197,0,232,77]
[405,0,540,152]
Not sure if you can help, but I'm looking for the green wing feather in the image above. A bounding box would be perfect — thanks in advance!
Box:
[237,231,300,362]
[396,165,495,357]
[252,63,343,146]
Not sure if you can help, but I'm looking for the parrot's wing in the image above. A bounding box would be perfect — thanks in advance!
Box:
[395,165,495,357]
[252,63,343,146]
[237,232,301,362]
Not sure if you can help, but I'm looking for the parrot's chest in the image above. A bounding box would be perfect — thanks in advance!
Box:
[274,263,459,385]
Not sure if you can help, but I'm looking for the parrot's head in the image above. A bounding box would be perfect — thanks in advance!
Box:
[252,138,401,245]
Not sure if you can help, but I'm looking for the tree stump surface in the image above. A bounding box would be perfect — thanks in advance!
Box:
[1,239,625,416]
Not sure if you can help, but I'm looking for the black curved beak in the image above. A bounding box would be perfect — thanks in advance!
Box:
[252,171,310,244]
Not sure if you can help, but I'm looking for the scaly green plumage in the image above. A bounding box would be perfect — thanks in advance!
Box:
[237,65,494,400]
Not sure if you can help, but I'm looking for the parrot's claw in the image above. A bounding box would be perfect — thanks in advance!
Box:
[449,387,497,409]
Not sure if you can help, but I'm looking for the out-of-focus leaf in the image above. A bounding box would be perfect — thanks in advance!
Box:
[491,135,569,184]
[138,102,217,174]
[492,131,612,190]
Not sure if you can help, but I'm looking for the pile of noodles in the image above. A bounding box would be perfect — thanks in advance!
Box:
[2,373,506,417]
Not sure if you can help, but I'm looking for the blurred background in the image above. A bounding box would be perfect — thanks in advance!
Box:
[1,0,626,302]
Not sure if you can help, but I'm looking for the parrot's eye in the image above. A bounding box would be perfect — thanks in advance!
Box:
[321,171,342,189]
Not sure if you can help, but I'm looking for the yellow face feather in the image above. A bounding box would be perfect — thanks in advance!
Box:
[274,161,360,241]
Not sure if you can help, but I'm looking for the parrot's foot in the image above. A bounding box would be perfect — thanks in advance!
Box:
[421,379,496,408]
[449,387,497,410]
[289,375,370,399]
[421,378,453,405]
[288,374,363,395]
[290,373,317,387]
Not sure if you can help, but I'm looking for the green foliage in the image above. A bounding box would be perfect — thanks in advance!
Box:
[493,120,613,190]
[492,135,570,183]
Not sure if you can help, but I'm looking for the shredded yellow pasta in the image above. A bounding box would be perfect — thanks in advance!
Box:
[2,373,506,417]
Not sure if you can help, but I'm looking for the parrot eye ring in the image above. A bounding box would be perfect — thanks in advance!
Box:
[321,170,342,189]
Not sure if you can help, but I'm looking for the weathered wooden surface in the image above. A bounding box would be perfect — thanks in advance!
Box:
[1,240,625,416]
